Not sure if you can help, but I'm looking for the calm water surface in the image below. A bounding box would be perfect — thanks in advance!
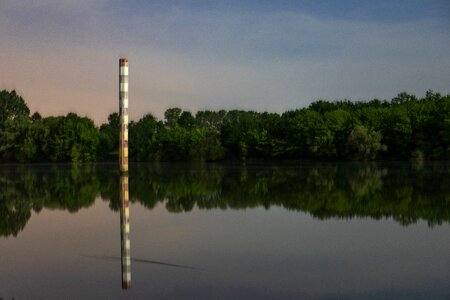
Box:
[0,162,449,299]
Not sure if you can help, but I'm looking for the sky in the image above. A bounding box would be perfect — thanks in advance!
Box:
[1,0,449,124]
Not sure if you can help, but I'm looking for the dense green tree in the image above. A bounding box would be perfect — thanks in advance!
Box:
[195,110,226,133]
[178,111,196,129]
[129,113,164,161]
[0,116,32,161]
[1,89,450,162]
[0,90,32,162]
[324,109,355,157]
[159,126,191,160]
[98,112,120,161]
[0,90,30,124]
[188,128,225,161]
[46,113,99,162]
[31,112,42,121]
[220,110,262,159]
[347,125,386,160]
[283,109,336,158]
[380,107,412,158]
[164,107,182,128]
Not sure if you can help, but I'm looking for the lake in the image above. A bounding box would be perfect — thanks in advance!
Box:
[1,162,449,299]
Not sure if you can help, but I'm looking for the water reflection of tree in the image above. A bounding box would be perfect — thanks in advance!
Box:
[130,162,450,227]
[0,165,102,237]
[130,163,226,212]
[1,162,450,237]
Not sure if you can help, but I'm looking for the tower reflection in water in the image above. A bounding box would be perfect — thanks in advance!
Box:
[120,174,131,289]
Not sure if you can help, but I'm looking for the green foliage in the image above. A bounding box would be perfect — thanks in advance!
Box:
[157,125,225,161]
[380,106,412,158]
[347,125,386,160]
[324,109,354,157]
[0,116,32,161]
[220,110,261,159]
[282,109,336,158]
[98,112,120,161]
[129,114,164,161]
[0,90,32,162]
[1,89,450,162]
[0,90,30,125]
[47,113,99,163]
[178,111,195,129]
[195,110,226,132]
[164,107,182,128]
[188,128,225,161]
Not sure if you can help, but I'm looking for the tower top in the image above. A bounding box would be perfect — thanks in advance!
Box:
[119,57,128,66]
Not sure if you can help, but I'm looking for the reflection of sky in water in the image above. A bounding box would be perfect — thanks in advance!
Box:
[1,198,449,299]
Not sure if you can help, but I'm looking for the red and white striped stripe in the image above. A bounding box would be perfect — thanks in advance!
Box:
[119,58,129,172]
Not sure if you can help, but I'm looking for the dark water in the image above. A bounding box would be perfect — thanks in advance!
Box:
[1,162,449,299]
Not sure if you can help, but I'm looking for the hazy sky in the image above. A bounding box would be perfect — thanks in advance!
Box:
[1,0,449,124]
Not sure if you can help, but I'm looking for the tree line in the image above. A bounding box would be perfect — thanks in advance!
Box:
[2,162,450,237]
[1,89,450,162]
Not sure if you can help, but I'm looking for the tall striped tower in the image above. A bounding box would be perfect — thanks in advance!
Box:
[119,58,129,173]
[120,174,131,289]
